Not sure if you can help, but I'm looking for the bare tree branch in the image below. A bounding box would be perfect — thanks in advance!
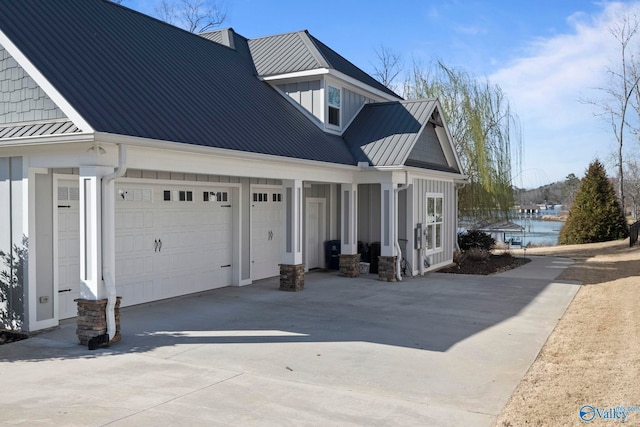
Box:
[155,0,227,33]
[582,12,640,214]
[372,44,403,92]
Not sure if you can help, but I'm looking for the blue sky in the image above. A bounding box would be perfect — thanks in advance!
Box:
[124,0,640,188]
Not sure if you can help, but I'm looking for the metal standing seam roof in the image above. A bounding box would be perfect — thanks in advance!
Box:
[247,30,400,99]
[247,31,326,76]
[0,121,80,139]
[0,0,355,165]
[343,100,438,167]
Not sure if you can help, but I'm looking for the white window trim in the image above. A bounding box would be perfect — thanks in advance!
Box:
[425,193,444,254]
[326,84,342,130]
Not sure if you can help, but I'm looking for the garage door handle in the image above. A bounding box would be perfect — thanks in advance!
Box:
[58,288,72,293]
[221,264,231,268]
[158,239,162,252]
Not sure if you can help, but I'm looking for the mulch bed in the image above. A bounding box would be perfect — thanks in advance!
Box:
[438,252,531,275]
[0,330,28,345]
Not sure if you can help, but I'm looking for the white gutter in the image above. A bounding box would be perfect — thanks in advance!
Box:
[101,144,127,341]
[394,171,410,281]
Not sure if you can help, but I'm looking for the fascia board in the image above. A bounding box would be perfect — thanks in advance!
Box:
[94,132,358,182]
[261,68,330,81]
[0,132,94,147]
[0,29,94,133]
[405,165,467,182]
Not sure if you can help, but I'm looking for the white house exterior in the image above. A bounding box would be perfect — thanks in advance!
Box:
[0,0,465,341]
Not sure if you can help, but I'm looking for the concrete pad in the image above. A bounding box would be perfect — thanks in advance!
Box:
[0,256,580,426]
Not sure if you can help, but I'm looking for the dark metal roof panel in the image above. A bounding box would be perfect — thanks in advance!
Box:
[0,121,80,139]
[0,0,355,165]
[307,34,400,99]
[343,100,436,167]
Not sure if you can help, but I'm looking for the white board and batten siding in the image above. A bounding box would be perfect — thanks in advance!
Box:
[277,81,375,129]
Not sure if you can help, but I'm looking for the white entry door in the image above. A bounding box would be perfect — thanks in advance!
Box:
[251,186,283,280]
[305,199,325,269]
[56,180,81,320]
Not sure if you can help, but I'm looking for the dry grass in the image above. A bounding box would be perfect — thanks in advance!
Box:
[495,239,640,426]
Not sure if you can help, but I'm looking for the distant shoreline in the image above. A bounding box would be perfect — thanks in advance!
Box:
[540,214,567,222]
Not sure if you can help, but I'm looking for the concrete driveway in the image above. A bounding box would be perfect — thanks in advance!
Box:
[0,256,579,426]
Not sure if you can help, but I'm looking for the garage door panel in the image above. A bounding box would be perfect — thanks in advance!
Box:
[115,184,233,308]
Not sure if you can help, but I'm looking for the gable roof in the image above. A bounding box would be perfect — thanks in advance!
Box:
[247,30,400,99]
[0,0,354,165]
[343,99,460,172]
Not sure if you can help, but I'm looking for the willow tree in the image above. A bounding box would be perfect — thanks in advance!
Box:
[404,62,522,222]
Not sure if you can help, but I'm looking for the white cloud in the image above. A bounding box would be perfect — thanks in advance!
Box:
[489,1,640,187]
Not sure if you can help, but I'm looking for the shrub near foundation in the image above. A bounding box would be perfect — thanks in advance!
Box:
[458,230,496,251]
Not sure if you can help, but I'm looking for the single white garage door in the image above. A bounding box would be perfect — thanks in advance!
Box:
[251,186,283,281]
[114,183,233,306]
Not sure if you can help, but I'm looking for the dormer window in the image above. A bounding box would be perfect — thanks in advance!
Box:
[327,85,341,127]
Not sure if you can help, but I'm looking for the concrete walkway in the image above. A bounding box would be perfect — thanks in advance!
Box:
[0,257,580,426]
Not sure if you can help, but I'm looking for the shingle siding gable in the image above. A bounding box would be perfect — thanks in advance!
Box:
[0,46,67,124]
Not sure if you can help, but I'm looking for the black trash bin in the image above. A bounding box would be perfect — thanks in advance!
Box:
[325,240,341,270]
[369,242,381,274]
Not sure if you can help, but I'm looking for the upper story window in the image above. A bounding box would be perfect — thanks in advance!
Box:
[327,85,341,127]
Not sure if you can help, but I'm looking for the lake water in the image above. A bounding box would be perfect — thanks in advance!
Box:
[512,205,564,246]
[512,218,564,247]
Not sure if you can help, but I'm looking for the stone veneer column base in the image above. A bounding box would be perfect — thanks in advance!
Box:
[339,254,361,278]
[279,264,305,291]
[75,297,122,345]
[378,256,397,282]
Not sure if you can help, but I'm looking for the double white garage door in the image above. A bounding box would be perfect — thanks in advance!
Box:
[57,180,234,319]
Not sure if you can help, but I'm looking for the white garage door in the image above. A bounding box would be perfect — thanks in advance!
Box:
[55,179,234,319]
[114,184,233,307]
[251,186,283,280]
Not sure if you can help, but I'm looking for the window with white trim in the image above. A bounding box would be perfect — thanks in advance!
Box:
[327,85,341,127]
[425,194,444,252]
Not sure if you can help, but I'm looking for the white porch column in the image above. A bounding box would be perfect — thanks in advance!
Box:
[378,182,399,281]
[282,179,303,265]
[280,179,304,291]
[79,166,111,300]
[380,182,396,257]
[340,183,358,255]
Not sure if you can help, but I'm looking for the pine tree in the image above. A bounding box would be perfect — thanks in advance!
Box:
[559,160,628,244]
